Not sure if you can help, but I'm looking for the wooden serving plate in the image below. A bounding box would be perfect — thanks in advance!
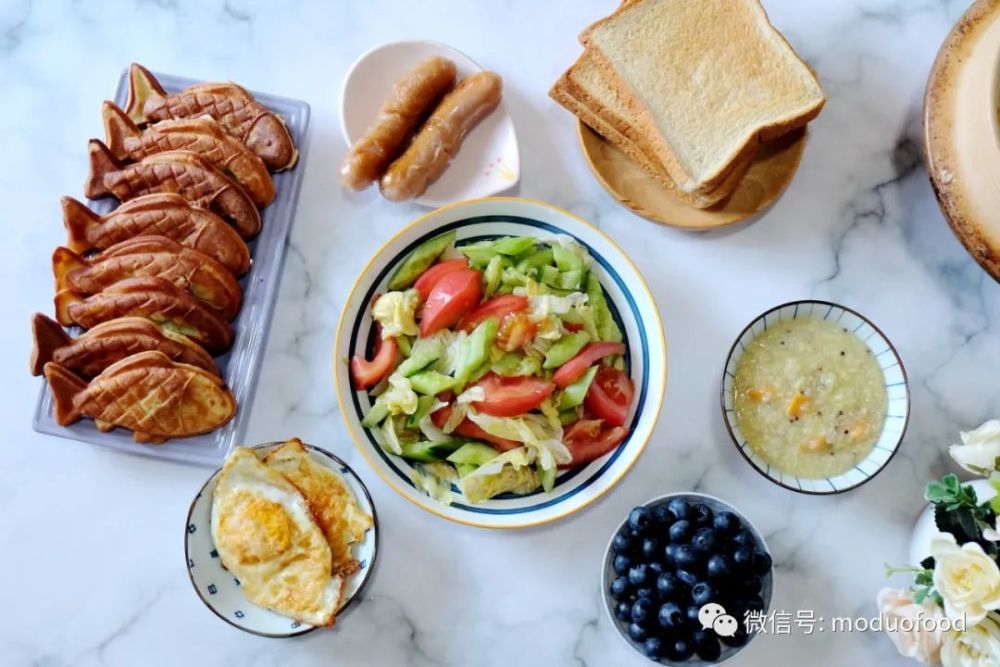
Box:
[577,122,807,230]
[924,0,1000,280]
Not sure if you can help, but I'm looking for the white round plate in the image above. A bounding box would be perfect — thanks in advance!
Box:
[340,40,520,207]
[721,300,909,494]
[185,442,378,637]
[334,196,668,529]
[909,478,995,565]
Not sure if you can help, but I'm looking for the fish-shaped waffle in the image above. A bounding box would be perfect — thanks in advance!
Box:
[84,141,261,239]
[54,276,233,353]
[103,102,275,206]
[61,194,250,276]
[124,63,297,171]
[53,236,242,320]
[30,313,218,378]
[44,351,236,443]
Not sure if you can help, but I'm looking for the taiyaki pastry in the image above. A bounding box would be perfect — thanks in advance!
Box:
[53,236,242,320]
[263,438,374,576]
[44,350,236,442]
[84,141,261,239]
[103,102,275,206]
[211,447,344,626]
[54,276,234,353]
[30,313,219,378]
[124,63,298,171]
[61,194,250,276]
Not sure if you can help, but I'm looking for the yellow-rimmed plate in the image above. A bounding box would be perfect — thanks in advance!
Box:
[333,197,667,529]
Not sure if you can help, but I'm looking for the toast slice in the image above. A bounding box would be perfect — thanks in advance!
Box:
[551,52,752,208]
[580,0,824,198]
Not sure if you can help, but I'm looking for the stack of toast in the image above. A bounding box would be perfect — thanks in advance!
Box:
[550,0,825,211]
[31,63,300,444]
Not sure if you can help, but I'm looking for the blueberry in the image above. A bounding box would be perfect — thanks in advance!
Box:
[691,526,718,555]
[691,503,714,527]
[610,576,630,600]
[631,597,655,623]
[738,574,762,595]
[753,551,773,575]
[713,510,740,536]
[668,519,693,543]
[732,595,764,617]
[685,604,702,627]
[612,528,634,553]
[628,564,651,587]
[733,529,755,548]
[613,553,633,575]
[674,544,700,571]
[658,601,684,630]
[667,497,690,521]
[641,536,661,560]
[692,628,722,660]
[692,582,715,607]
[656,572,689,602]
[628,507,651,532]
[652,504,675,526]
[676,569,699,587]
[627,622,648,642]
[643,636,664,659]
[721,627,749,647]
[664,543,679,565]
[733,546,754,571]
[648,561,664,577]
[707,554,732,581]
[635,587,656,599]
[664,638,694,661]
[614,600,631,621]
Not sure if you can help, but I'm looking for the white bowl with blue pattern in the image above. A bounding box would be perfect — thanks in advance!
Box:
[334,197,668,529]
[721,300,909,494]
[185,442,378,637]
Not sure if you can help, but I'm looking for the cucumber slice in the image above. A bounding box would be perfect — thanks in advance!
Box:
[491,236,537,256]
[458,241,498,268]
[558,408,579,425]
[540,265,561,287]
[455,463,477,478]
[361,399,391,428]
[452,317,499,388]
[396,345,441,377]
[586,273,622,343]
[399,440,463,463]
[409,370,456,396]
[557,365,598,410]
[388,231,456,290]
[515,248,554,274]
[396,335,413,357]
[538,463,556,493]
[555,268,584,290]
[407,394,437,429]
[447,442,500,466]
[552,245,584,272]
[543,331,592,369]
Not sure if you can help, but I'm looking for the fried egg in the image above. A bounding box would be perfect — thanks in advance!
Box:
[264,438,374,575]
[211,447,343,626]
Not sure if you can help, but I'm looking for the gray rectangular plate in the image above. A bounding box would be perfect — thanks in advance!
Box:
[32,69,311,467]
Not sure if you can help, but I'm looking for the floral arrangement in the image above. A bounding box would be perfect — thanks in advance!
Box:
[879,421,1000,666]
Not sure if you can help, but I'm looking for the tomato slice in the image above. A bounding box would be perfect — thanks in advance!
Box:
[552,342,627,387]
[413,259,468,300]
[584,366,634,427]
[419,268,482,337]
[430,404,520,451]
[457,295,528,332]
[350,328,398,389]
[562,419,627,466]
[563,321,584,332]
[469,372,555,417]
[495,312,537,352]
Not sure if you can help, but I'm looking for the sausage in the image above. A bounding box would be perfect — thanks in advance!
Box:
[379,71,503,202]
[340,56,457,190]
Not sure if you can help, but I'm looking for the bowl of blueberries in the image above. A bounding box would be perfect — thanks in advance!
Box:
[602,493,773,664]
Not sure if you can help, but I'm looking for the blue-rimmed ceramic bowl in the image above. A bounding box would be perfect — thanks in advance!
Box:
[185,442,378,637]
[334,197,668,529]
[721,300,909,494]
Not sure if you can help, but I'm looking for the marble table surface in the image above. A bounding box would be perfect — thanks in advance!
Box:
[2,0,992,665]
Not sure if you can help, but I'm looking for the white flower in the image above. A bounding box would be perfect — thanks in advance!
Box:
[941,612,1000,667]
[932,533,1000,625]
[877,587,945,665]
[950,420,1000,476]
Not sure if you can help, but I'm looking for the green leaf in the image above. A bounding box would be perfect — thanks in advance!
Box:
[913,586,929,604]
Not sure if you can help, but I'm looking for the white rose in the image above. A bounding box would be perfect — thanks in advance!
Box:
[950,420,1000,475]
[941,612,1000,667]
[877,587,945,665]
[932,533,1000,625]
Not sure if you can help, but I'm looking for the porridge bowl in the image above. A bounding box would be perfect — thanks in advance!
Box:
[721,300,908,494]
